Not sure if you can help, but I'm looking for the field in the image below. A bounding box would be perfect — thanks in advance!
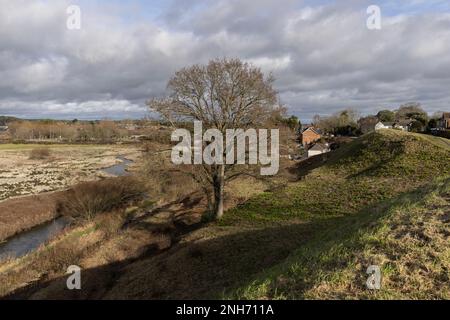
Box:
[0,144,140,201]
[0,130,449,299]
[0,143,141,242]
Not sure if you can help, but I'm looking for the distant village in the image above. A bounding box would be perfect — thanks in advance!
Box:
[294,104,449,160]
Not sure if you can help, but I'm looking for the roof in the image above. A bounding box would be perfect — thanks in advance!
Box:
[376,121,393,126]
[308,143,328,151]
[394,120,413,126]
[443,112,450,119]
[302,127,321,135]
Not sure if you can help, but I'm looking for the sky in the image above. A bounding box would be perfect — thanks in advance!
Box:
[0,0,450,121]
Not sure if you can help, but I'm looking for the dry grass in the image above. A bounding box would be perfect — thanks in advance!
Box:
[29,147,51,160]
[0,143,140,201]
[140,151,200,203]
[0,177,144,242]
[58,177,146,221]
[0,192,60,242]
[0,201,182,299]
[0,222,102,298]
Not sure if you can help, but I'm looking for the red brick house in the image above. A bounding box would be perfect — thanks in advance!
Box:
[439,112,450,129]
[301,127,321,146]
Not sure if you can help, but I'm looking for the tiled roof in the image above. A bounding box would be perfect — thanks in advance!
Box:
[302,127,321,135]
[309,143,328,151]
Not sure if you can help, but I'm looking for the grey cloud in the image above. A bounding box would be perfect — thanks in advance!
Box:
[0,0,449,120]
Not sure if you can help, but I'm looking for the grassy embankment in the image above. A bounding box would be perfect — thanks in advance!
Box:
[222,130,450,299]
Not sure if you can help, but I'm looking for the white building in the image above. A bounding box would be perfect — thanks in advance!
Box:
[307,143,330,158]
[374,122,393,130]
[392,120,413,132]
[375,120,412,131]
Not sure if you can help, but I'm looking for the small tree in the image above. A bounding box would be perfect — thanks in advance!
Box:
[313,109,359,136]
[427,118,438,131]
[148,58,278,219]
[396,102,428,125]
[358,115,378,134]
[297,118,303,133]
[376,109,395,122]
[410,120,424,133]
[285,115,300,131]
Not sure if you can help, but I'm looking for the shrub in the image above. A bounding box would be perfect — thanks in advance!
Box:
[58,177,146,220]
[33,241,82,273]
[29,147,51,160]
[96,210,128,237]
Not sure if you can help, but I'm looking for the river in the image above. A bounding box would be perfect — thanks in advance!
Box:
[0,156,133,262]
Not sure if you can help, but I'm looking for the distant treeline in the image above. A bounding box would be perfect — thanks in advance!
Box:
[4,119,165,143]
[0,116,19,126]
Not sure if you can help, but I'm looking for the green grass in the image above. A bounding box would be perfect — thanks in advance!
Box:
[221,130,450,299]
[229,178,450,299]
[222,130,449,226]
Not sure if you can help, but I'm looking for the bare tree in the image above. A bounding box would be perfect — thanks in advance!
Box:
[147,58,279,219]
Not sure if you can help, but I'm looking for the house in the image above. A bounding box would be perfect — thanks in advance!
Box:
[307,143,330,158]
[0,125,8,132]
[392,120,413,131]
[300,127,321,146]
[438,112,450,129]
[374,120,412,132]
[375,121,393,130]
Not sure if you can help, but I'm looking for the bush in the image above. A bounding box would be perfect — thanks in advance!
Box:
[96,210,128,237]
[29,147,51,160]
[58,177,146,220]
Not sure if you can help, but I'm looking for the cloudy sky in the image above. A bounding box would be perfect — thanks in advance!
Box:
[1,0,450,121]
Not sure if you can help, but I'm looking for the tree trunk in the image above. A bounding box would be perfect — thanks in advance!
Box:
[203,186,214,214]
[213,164,225,219]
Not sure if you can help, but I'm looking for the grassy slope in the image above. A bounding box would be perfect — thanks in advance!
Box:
[223,130,450,299]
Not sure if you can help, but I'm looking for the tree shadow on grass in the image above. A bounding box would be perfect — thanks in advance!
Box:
[2,217,339,299]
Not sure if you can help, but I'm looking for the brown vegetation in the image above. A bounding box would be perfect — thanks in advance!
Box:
[0,144,140,201]
[57,177,146,221]
[6,119,175,144]
[8,120,129,143]
[29,147,51,160]
[0,192,60,242]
